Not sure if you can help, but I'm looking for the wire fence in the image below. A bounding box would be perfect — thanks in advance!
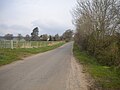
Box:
[0,40,62,49]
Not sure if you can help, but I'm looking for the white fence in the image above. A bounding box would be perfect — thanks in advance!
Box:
[0,40,61,49]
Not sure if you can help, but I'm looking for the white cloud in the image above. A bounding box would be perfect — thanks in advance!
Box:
[31,18,68,35]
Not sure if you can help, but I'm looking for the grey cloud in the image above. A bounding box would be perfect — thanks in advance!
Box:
[10,25,30,31]
[0,24,9,29]
[0,24,31,36]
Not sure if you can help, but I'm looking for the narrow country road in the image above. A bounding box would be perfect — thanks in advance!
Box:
[0,42,88,90]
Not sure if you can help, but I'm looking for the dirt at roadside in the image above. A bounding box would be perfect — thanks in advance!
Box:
[66,56,91,90]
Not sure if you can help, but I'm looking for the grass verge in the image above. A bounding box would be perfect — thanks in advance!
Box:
[0,42,65,66]
[73,43,120,90]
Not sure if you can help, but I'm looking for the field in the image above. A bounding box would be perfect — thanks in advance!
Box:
[0,40,61,49]
[73,43,120,90]
[0,41,65,66]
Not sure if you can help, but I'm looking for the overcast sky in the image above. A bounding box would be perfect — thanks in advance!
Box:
[0,0,76,36]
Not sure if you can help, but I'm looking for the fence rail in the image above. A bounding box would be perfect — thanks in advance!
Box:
[0,40,61,49]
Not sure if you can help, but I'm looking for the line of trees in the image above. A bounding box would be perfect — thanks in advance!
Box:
[3,27,73,42]
[30,27,73,41]
[73,0,120,67]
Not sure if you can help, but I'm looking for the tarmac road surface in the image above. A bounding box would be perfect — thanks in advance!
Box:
[0,42,73,90]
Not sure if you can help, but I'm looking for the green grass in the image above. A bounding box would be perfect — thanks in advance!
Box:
[0,42,65,66]
[73,43,120,90]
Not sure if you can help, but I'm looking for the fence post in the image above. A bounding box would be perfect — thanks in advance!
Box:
[0,41,1,48]
[11,40,13,49]
[36,42,38,48]
[4,40,6,48]
[30,41,31,48]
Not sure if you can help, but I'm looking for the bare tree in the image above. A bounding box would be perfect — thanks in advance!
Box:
[49,35,54,41]
[73,0,120,66]
[54,34,60,41]
[40,34,48,41]
[62,29,73,42]
[25,34,31,41]
[4,34,13,40]
[17,34,23,41]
